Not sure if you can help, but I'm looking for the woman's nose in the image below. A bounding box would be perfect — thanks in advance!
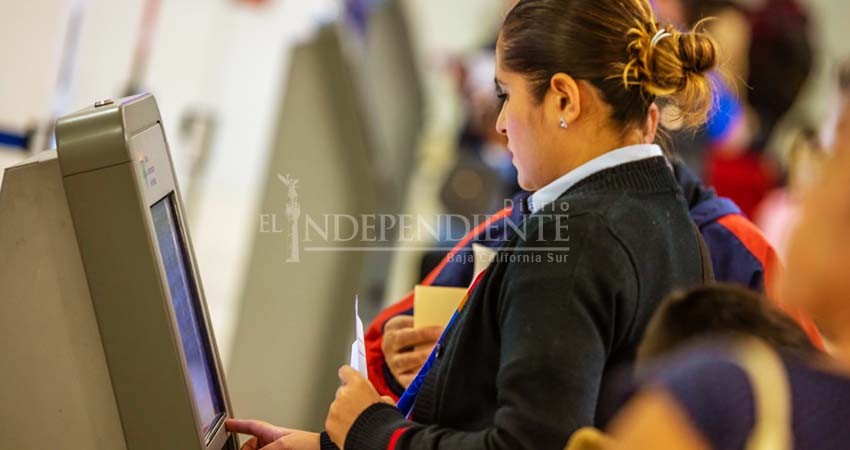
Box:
[495,109,507,136]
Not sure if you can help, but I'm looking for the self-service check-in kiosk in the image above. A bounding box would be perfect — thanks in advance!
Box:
[0,94,238,450]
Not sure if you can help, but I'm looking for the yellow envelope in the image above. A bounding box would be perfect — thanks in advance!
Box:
[414,285,467,328]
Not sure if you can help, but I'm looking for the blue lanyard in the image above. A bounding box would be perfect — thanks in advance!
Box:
[396,309,462,418]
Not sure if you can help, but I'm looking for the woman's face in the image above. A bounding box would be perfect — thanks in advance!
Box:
[494,45,562,191]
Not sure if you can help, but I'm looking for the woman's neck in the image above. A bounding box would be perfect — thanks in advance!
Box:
[555,131,646,178]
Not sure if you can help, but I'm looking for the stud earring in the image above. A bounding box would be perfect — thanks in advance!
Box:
[560,117,568,129]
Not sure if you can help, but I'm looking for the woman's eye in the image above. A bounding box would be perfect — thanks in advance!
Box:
[497,93,508,106]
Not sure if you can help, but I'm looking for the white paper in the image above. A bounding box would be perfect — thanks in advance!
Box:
[349,295,368,380]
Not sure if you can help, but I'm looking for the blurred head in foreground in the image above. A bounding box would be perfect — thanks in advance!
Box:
[638,283,817,371]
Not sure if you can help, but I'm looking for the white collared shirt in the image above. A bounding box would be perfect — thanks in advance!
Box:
[528,144,665,213]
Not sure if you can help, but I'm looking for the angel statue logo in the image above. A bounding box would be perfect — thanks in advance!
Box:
[277,174,301,263]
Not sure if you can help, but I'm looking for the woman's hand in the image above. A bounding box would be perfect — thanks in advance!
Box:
[225,419,319,450]
[382,315,442,387]
[325,365,384,448]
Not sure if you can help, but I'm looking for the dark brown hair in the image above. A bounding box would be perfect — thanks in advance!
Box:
[499,0,718,130]
[638,284,818,364]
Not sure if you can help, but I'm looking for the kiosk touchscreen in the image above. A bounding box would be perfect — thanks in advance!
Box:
[0,94,238,450]
[152,194,226,437]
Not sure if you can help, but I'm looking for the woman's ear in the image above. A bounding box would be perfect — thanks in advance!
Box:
[549,73,581,127]
[644,103,661,143]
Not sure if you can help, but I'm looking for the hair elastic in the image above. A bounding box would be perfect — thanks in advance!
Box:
[650,29,672,48]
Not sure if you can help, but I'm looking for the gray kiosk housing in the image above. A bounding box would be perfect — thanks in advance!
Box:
[0,94,238,450]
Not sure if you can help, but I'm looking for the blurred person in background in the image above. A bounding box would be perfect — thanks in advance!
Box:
[654,0,815,219]
[226,0,716,448]
[427,52,525,279]
[669,158,822,347]
[754,59,850,261]
[423,0,525,279]
[704,0,814,218]
[753,127,825,258]
[442,52,521,214]
[607,91,850,450]
[746,0,814,150]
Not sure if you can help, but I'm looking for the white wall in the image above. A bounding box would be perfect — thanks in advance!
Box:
[1,0,71,125]
[66,0,144,113]
[1,0,339,370]
[0,0,73,171]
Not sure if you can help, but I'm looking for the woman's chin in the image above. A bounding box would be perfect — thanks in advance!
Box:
[517,175,535,192]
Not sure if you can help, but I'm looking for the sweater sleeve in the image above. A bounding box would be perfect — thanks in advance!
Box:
[344,214,639,450]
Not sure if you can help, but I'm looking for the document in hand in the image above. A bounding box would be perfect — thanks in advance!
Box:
[413,285,467,329]
[349,296,368,379]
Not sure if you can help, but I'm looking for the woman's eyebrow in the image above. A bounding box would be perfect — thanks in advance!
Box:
[494,78,505,92]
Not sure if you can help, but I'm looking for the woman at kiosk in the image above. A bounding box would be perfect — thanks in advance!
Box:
[227,0,718,448]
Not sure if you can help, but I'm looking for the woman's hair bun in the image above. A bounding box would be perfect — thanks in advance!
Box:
[500,0,718,130]
[677,26,718,75]
[621,19,719,128]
